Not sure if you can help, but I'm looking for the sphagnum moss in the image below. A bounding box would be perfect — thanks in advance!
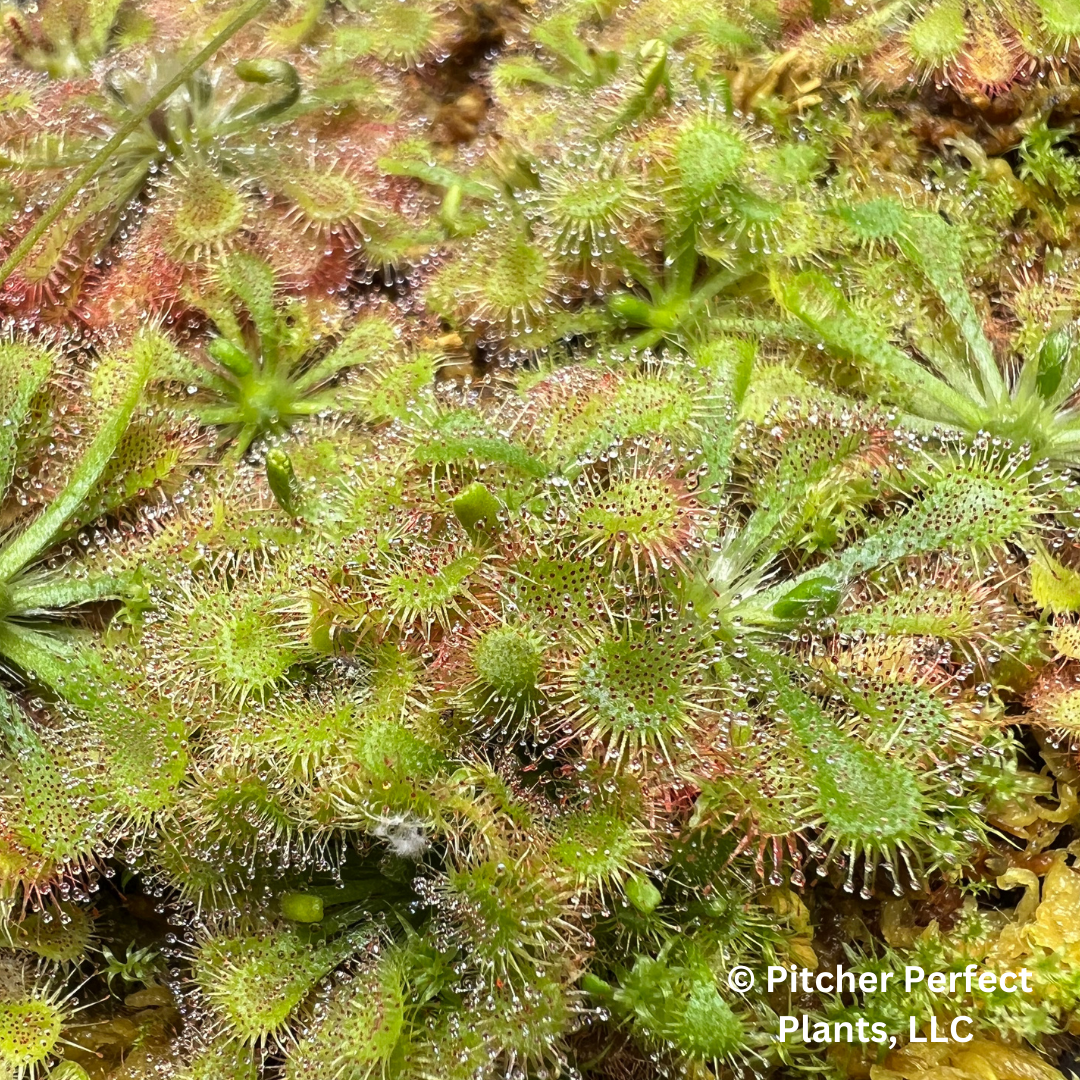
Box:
[3,1,1080,1079]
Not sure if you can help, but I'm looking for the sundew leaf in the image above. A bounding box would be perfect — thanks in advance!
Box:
[0,341,51,496]
[892,212,1006,403]
[743,460,1039,623]
[773,270,986,430]
[0,346,151,583]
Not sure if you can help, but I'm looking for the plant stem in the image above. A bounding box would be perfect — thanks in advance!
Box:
[0,0,272,291]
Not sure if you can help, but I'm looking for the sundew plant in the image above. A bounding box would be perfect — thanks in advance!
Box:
[4,1,1080,1079]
